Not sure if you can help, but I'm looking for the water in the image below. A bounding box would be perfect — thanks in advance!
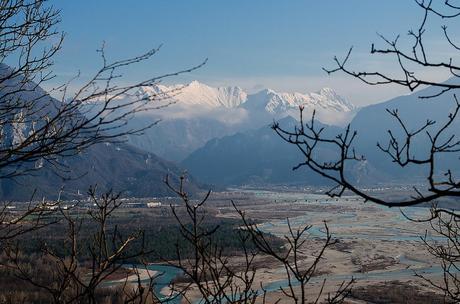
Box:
[147,264,183,303]
[253,191,442,242]
[105,264,183,303]
[108,190,451,300]
[263,262,442,293]
[248,189,450,285]
[129,259,443,303]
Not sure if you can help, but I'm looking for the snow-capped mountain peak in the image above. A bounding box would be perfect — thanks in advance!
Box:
[242,88,294,114]
[241,86,355,115]
[136,81,356,126]
[139,81,247,108]
[310,87,356,111]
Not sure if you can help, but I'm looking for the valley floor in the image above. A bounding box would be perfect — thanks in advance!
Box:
[205,189,448,302]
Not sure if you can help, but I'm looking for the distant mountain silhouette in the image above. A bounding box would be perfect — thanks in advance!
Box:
[350,80,460,182]
[182,116,346,186]
[0,142,202,200]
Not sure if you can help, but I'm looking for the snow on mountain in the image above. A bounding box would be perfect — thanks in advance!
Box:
[138,81,355,117]
[241,87,356,115]
[139,81,247,108]
[123,81,357,161]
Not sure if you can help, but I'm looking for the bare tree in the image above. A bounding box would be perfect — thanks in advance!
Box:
[0,2,206,302]
[164,176,353,304]
[0,0,205,179]
[0,0,204,240]
[402,207,460,303]
[273,1,460,301]
[1,187,165,304]
[0,174,354,304]
[274,0,460,208]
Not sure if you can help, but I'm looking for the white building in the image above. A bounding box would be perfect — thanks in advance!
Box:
[147,201,162,208]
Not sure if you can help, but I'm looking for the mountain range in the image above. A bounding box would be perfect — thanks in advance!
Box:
[182,81,460,187]
[1,143,202,200]
[182,116,344,186]
[349,81,460,182]
[3,71,457,200]
[120,81,357,161]
[147,81,356,114]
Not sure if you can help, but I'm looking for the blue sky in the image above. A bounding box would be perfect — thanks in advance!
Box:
[47,1,458,106]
